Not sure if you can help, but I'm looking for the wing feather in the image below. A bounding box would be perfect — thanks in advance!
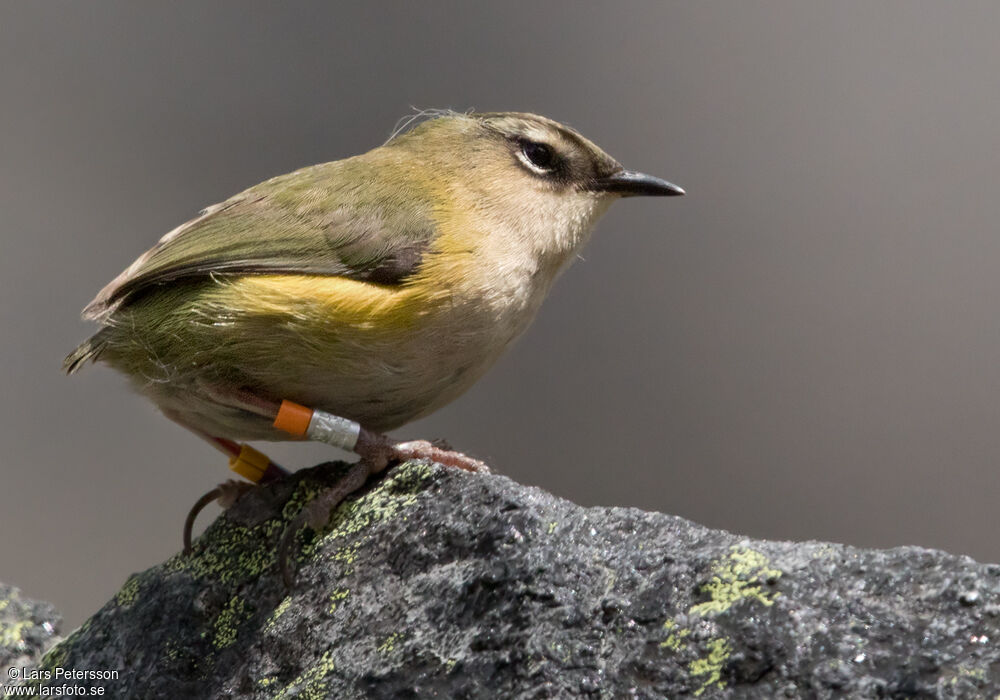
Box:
[83,161,435,320]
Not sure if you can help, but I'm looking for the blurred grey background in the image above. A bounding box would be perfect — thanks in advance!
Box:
[2,1,999,628]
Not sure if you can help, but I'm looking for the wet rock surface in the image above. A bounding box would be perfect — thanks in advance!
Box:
[10,461,1000,698]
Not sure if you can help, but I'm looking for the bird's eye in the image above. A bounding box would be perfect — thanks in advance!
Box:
[519,140,557,172]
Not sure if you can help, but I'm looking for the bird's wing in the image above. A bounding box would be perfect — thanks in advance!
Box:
[83,161,436,320]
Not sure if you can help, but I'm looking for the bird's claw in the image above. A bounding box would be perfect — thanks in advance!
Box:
[182,480,255,553]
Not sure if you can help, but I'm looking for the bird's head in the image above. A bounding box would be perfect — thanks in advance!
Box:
[384,110,684,283]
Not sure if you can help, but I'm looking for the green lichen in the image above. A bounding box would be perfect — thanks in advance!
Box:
[279,479,328,522]
[36,619,90,676]
[944,664,988,687]
[163,462,434,589]
[659,619,690,652]
[115,574,141,608]
[274,649,335,700]
[548,521,558,534]
[165,510,278,583]
[690,637,732,696]
[322,462,433,540]
[25,463,435,696]
[265,597,293,633]
[311,462,433,576]
[810,544,839,559]
[0,596,10,613]
[39,642,68,673]
[377,631,404,654]
[212,596,249,649]
[165,477,326,585]
[958,666,986,680]
[328,588,350,613]
[689,547,782,617]
[164,640,182,661]
[658,548,781,695]
[0,619,32,648]
[328,540,363,576]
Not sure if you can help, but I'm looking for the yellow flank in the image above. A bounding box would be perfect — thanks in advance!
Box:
[227,274,430,329]
[223,207,485,331]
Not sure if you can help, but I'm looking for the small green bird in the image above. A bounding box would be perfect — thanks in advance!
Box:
[65,111,683,583]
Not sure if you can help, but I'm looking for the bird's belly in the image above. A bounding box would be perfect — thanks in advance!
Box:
[275,314,510,433]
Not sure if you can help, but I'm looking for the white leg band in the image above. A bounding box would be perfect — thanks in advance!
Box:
[305,409,361,451]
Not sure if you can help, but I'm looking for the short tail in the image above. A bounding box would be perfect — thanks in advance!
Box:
[63,330,109,374]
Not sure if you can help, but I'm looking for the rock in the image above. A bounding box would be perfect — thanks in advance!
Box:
[0,583,62,688]
[12,461,1000,698]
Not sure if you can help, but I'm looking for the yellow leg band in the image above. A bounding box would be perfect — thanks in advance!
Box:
[228,444,271,483]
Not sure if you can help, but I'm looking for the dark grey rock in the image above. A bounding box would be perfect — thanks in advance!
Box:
[16,461,1000,698]
[0,583,62,688]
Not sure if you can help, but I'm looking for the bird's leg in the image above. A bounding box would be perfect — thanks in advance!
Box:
[170,393,489,584]
[268,398,489,473]
[162,406,287,553]
[272,400,489,587]
[276,459,375,588]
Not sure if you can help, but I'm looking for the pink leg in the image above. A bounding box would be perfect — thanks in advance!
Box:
[353,428,490,474]
[277,428,490,588]
[168,387,491,585]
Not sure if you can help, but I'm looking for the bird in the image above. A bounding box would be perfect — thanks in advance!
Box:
[65,110,684,585]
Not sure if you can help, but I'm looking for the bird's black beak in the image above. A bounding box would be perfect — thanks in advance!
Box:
[588,170,685,197]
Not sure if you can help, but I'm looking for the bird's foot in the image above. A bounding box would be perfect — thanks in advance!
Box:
[353,429,489,474]
[390,439,489,472]
[278,431,489,588]
[277,460,375,588]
